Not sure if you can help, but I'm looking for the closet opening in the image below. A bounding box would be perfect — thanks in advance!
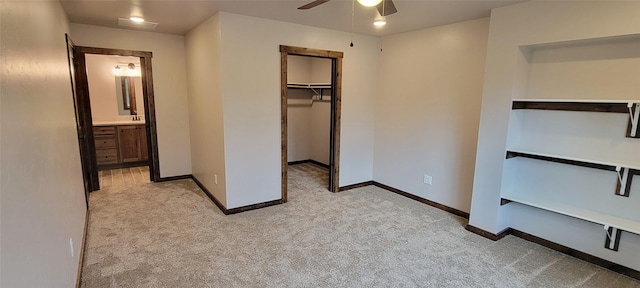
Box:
[280,45,344,202]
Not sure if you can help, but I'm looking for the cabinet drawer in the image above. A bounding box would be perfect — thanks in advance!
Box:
[96,149,118,164]
[94,137,117,149]
[93,126,116,136]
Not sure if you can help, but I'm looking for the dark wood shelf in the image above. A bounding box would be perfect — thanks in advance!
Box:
[511,99,639,138]
[506,149,638,197]
[512,101,630,113]
[498,194,640,238]
[506,150,619,171]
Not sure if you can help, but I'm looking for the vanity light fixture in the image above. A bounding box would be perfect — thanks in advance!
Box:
[357,0,382,7]
[128,63,136,75]
[130,16,145,23]
[113,65,122,75]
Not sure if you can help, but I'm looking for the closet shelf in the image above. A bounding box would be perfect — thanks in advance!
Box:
[500,191,640,236]
[287,83,331,89]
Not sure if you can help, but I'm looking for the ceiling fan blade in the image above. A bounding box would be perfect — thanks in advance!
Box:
[298,0,331,10]
[376,0,397,16]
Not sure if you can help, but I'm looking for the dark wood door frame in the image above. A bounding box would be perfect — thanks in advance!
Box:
[72,46,161,185]
[65,34,93,206]
[280,45,344,202]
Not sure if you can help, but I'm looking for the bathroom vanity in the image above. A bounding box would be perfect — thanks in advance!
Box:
[93,121,148,169]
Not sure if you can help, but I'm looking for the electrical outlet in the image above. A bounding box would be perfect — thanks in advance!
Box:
[69,238,74,257]
[423,174,432,185]
[214,174,218,185]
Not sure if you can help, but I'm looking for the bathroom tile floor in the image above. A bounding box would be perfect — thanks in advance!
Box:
[98,166,150,189]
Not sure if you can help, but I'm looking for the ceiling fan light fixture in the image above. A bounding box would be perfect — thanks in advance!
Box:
[357,0,382,7]
[373,17,387,27]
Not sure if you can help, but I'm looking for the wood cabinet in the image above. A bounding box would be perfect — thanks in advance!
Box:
[118,125,148,163]
[93,124,148,169]
[93,126,118,165]
[139,126,148,161]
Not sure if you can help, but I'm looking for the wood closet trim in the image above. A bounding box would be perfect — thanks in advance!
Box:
[280,45,343,202]
[280,46,343,59]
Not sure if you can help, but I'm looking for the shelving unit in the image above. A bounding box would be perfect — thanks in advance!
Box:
[506,148,640,171]
[505,149,639,198]
[503,98,640,251]
[501,190,638,251]
[512,99,639,138]
[501,191,640,235]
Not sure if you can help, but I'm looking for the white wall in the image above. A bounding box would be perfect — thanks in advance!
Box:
[70,24,191,178]
[469,1,640,270]
[311,58,332,84]
[287,101,331,165]
[216,12,379,208]
[374,18,490,213]
[287,55,312,84]
[1,2,87,287]
[287,104,312,162]
[185,14,227,207]
[309,101,331,165]
[525,39,640,100]
[85,54,144,122]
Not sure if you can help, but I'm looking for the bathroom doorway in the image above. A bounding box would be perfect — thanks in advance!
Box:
[280,45,343,201]
[68,44,160,192]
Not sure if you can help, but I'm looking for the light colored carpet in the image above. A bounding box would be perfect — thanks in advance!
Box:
[80,163,640,287]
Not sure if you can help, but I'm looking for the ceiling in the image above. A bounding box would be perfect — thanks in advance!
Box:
[60,0,525,37]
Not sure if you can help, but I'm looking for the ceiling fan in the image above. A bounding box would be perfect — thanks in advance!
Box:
[298,0,398,16]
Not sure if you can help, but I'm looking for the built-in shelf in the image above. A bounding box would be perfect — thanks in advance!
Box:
[512,99,638,112]
[512,99,640,138]
[506,148,640,171]
[501,191,640,236]
[502,36,640,255]
[506,148,638,197]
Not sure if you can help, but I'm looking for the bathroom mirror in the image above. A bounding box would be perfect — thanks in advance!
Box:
[115,76,137,115]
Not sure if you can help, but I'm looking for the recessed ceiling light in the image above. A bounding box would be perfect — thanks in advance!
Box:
[130,16,145,23]
[374,18,387,27]
[118,18,158,30]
